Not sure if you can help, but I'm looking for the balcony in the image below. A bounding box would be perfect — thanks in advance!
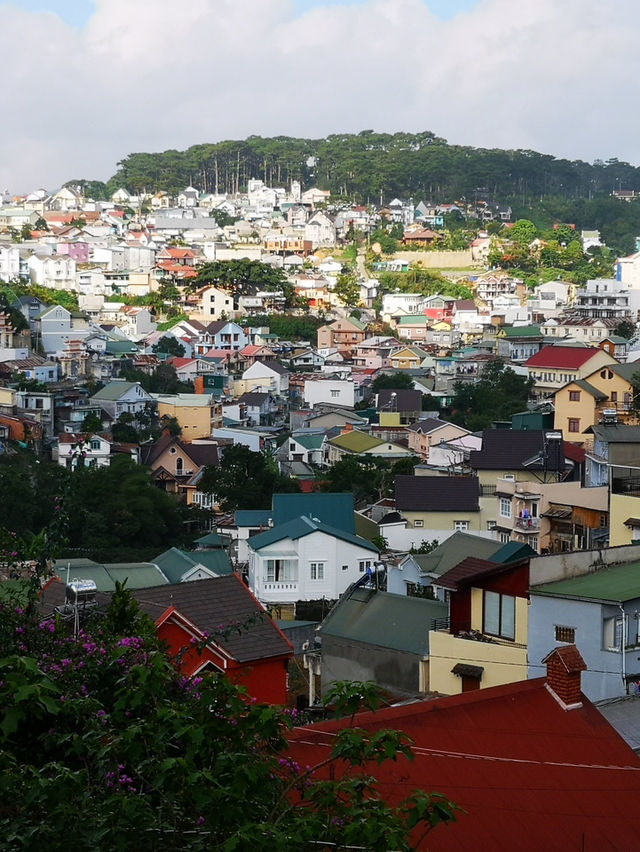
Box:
[514,516,540,532]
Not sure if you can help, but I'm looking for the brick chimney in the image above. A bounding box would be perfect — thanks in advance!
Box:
[343,423,353,433]
[542,645,587,710]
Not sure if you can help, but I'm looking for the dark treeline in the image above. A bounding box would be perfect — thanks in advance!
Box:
[82,131,640,207]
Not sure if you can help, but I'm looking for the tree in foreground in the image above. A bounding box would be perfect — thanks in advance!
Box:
[0,581,458,850]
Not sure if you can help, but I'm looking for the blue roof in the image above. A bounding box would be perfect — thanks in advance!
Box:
[235,509,273,528]
[248,515,378,553]
[490,541,537,563]
[272,492,355,534]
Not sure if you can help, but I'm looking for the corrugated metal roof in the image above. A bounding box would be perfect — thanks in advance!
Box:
[288,677,640,850]
[320,588,447,655]
[328,431,383,452]
[248,515,378,554]
[532,561,640,602]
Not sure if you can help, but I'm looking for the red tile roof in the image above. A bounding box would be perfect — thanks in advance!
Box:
[288,677,640,851]
[525,346,604,369]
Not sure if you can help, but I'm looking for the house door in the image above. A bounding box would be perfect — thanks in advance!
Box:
[461,675,480,693]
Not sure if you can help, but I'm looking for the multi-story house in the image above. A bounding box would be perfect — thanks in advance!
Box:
[524,345,616,399]
[193,321,248,355]
[406,418,471,461]
[304,211,336,248]
[247,515,378,607]
[395,475,483,535]
[316,317,367,357]
[553,362,639,437]
[34,305,94,356]
[90,379,155,419]
[495,325,544,362]
[28,254,77,290]
[574,278,637,320]
[540,315,621,344]
[0,246,21,282]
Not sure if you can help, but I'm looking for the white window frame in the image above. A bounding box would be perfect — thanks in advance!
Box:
[358,559,372,573]
[453,520,470,531]
[414,519,424,528]
[310,561,325,581]
[499,498,512,518]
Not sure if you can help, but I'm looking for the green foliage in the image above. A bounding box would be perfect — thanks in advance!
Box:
[333,271,360,306]
[371,371,415,393]
[377,268,473,300]
[615,319,636,340]
[508,219,538,246]
[243,312,325,341]
[120,364,193,396]
[410,539,440,555]
[0,591,458,850]
[369,227,399,254]
[80,413,103,433]
[10,282,79,313]
[152,335,186,357]
[320,455,415,504]
[199,444,300,511]
[448,359,533,431]
[191,259,293,305]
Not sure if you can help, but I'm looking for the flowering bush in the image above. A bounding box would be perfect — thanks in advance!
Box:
[0,583,457,850]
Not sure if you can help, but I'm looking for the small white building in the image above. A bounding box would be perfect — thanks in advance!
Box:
[304,377,355,409]
[55,433,112,469]
[248,516,379,604]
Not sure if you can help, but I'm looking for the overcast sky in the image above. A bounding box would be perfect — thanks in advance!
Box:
[0,0,635,192]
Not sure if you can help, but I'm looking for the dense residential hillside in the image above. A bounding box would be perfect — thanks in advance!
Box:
[99,131,640,205]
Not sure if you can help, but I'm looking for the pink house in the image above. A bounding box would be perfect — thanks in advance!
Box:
[56,241,89,262]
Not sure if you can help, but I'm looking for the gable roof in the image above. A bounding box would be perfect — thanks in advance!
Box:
[248,515,378,553]
[524,346,604,369]
[91,381,141,401]
[152,547,233,583]
[132,576,292,663]
[319,587,447,655]
[498,324,542,338]
[395,475,480,513]
[568,379,607,400]
[404,531,504,577]
[291,433,325,451]
[287,677,640,851]
[406,417,459,435]
[272,492,355,534]
[586,424,640,443]
[469,429,565,472]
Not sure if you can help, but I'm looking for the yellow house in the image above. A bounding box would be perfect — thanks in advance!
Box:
[524,345,616,399]
[428,556,529,694]
[152,393,222,439]
[395,474,485,533]
[554,363,640,441]
[389,346,427,370]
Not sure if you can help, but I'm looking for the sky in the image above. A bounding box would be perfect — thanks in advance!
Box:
[0,0,636,192]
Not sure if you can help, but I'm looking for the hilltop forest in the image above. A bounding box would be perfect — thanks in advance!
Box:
[70,131,640,252]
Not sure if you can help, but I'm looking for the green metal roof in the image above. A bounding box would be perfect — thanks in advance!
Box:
[398,315,429,325]
[407,532,504,577]
[272,492,355,534]
[292,433,325,451]
[532,562,640,603]
[248,515,378,553]
[498,325,542,338]
[105,340,139,355]
[235,509,273,528]
[328,431,383,453]
[91,381,138,401]
[320,588,447,655]
[489,541,537,563]
[55,559,166,592]
[195,532,229,547]
[152,547,233,583]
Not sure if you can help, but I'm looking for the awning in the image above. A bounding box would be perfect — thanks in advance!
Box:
[452,663,484,680]
[623,518,640,528]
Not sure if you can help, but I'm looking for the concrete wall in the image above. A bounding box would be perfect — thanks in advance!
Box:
[529,544,640,586]
[320,636,425,697]
[428,630,528,695]
[393,250,474,268]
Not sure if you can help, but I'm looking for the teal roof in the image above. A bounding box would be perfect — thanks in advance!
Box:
[490,541,537,563]
[195,532,229,547]
[54,558,167,592]
[91,381,138,401]
[499,325,541,338]
[398,315,429,325]
[407,532,504,578]
[532,562,640,603]
[105,340,139,355]
[235,509,273,528]
[152,547,233,583]
[272,492,355,534]
[293,433,325,451]
[248,515,378,554]
[320,588,447,655]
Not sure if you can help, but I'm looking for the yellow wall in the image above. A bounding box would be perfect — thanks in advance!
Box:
[553,382,598,439]
[610,494,639,546]
[0,387,16,407]
[428,630,528,695]
[379,412,401,427]
[401,510,483,531]
[156,401,212,439]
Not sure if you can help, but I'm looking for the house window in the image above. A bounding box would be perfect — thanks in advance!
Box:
[359,559,372,573]
[603,616,623,651]
[499,532,511,543]
[555,625,576,643]
[611,391,618,403]
[330,390,340,398]
[414,520,424,528]
[483,591,515,640]
[266,559,294,583]
[499,498,511,518]
[310,561,324,580]
[569,391,580,402]
[454,520,470,531]
[568,419,580,433]
[90,440,101,450]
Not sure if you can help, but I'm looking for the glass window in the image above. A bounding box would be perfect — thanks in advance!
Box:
[310,562,324,580]
[359,560,372,573]
[484,591,515,640]
[568,419,580,433]
[603,616,623,651]
[500,498,511,518]
[414,519,424,528]
[569,391,580,402]
[454,520,470,531]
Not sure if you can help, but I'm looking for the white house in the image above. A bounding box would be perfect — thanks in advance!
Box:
[305,211,336,248]
[0,246,21,282]
[198,285,235,320]
[304,377,355,409]
[247,515,378,604]
[56,433,113,469]
[241,360,289,395]
[35,305,93,356]
[90,380,155,419]
[28,254,77,290]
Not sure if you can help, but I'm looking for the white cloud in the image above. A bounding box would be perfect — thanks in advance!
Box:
[1,0,637,191]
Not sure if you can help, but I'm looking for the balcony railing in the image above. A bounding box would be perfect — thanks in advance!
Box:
[262,581,298,593]
[514,517,540,531]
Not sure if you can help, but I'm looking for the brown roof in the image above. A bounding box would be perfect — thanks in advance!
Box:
[435,557,502,591]
[132,576,293,663]
[395,475,480,513]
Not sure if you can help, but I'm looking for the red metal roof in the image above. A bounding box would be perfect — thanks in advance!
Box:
[288,678,640,851]
[524,346,603,369]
